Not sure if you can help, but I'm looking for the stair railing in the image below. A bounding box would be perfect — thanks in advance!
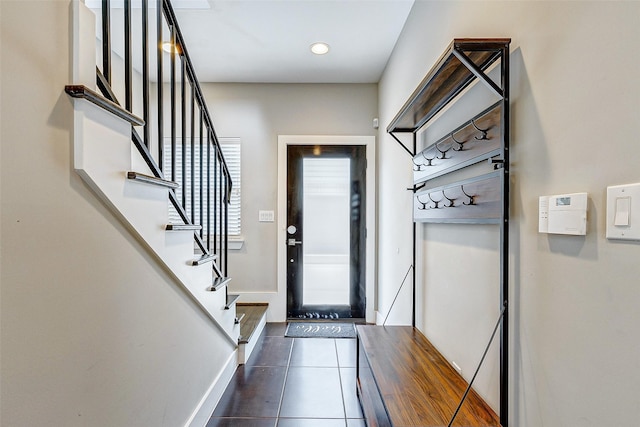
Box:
[93,0,230,278]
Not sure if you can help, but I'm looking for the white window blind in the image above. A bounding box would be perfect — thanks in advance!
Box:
[220,139,241,236]
[164,137,241,237]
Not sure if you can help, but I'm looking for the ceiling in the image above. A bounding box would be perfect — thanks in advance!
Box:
[170,0,415,83]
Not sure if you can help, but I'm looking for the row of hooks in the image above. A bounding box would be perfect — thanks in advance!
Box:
[413,120,492,172]
[416,185,476,210]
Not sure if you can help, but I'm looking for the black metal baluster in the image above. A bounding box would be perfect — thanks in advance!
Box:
[207,130,211,252]
[142,0,150,147]
[156,0,163,171]
[199,109,204,240]
[170,25,176,183]
[213,145,218,257]
[181,55,187,215]
[190,85,195,224]
[224,172,229,276]
[101,0,111,84]
[124,0,132,111]
[218,150,223,269]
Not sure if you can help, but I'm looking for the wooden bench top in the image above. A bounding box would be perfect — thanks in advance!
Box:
[356,325,500,427]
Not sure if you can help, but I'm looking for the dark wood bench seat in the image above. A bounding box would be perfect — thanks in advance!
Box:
[356,325,500,427]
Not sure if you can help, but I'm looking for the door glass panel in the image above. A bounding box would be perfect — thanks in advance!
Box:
[302,158,351,305]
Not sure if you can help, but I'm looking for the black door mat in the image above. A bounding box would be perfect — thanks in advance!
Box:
[285,322,356,338]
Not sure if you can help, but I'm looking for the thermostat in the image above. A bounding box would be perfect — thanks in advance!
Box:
[539,192,588,235]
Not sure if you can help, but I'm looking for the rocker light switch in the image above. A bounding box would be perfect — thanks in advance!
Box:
[607,183,640,241]
[614,197,630,226]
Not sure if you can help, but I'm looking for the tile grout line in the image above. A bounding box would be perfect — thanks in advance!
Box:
[334,338,350,424]
[274,334,295,422]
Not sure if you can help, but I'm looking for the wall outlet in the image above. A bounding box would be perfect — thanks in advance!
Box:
[259,210,274,222]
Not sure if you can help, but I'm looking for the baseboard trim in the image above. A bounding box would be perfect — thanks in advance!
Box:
[184,350,238,427]
[375,310,384,326]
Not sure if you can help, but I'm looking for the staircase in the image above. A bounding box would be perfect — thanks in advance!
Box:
[65,0,263,355]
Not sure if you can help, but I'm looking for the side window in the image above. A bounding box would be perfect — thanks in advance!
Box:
[219,138,241,236]
[164,137,241,237]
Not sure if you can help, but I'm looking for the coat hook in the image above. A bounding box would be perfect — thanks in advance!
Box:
[442,189,455,207]
[435,141,452,159]
[428,192,441,209]
[451,132,466,151]
[461,185,475,205]
[416,194,429,210]
[412,157,424,171]
[421,150,436,166]
[471,119,490,140]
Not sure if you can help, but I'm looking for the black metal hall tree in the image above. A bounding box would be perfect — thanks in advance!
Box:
[387,38,511,426]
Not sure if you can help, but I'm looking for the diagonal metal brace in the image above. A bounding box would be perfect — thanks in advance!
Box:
[389,132,415,157]
[452,49,504,98]
[448,302,507,427]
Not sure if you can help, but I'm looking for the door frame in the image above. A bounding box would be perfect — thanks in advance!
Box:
[277,135,376,323]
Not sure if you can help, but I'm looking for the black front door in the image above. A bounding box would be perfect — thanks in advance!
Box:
[287,145,366,320]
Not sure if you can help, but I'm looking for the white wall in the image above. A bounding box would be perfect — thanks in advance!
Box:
[199,83,378,320]
[378,1,640,425]
[0,2,235,425]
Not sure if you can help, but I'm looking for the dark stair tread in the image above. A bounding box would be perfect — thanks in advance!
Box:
[126,171,178,189]
[225,294,240,309]
[192,253,217,266]
[165,223,202,231]
[65,84,144,126]
[236,303,269,344]
[208,276,231,292]
[234,313,245,325]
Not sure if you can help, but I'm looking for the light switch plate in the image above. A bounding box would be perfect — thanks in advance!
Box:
[259,210,274,222]
[606,183,640,241]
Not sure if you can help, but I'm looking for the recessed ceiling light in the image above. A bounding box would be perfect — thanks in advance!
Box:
[310,42,330,55]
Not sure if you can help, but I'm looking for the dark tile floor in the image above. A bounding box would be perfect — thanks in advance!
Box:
[207,323,366,427]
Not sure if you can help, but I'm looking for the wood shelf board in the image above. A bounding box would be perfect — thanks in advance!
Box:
[387,39,510,134]
[357,325,499,427]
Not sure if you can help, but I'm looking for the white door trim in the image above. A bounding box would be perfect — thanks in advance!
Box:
[276,135,376,323]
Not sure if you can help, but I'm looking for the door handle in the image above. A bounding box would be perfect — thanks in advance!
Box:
[287,238,302,246]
